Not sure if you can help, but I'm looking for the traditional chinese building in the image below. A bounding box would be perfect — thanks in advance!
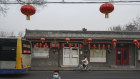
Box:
[24,29,140,70]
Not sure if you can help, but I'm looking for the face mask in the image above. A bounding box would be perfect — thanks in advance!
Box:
[53,75,58,78]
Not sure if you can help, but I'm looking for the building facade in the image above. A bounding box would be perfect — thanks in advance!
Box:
[24,29,140,70]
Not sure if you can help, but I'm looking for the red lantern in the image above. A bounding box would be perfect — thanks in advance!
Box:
[112,39,117,48]
[62,43,65,48]
[107,45,110,50]
[100,3,114,18]
[102,44,105,49]
[40,38,45,43]
[136,42,139,48]
[39,43,42,48]
[88,44,91,49]
[50,43,52,48]
[57,43,60,48]
[21,4,36,20]
[69,44,71,48]
[45,43,47,48]
[98,44,101,49]
[41,38,45,41]
[66,38,70,43]
[133,40,138,44]
[88,38,92,43]
[74,44,77,48]
[93,44,96,49]
[79,44,82,49]
[138,43,140,48]
[36,43,39,48]
[133,40,139,47]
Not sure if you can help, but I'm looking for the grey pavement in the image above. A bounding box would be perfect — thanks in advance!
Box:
[0,71,140,79]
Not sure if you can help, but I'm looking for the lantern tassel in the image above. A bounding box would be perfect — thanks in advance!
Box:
[26,15,30,20]
[105,13,109,18]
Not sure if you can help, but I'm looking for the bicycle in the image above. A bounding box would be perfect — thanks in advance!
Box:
[74,63,92,72]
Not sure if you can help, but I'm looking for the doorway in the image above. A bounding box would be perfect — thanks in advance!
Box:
[116,48,129,66]
[63,47,79,66]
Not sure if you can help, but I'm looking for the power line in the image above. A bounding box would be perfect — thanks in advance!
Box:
[1,0,140,4]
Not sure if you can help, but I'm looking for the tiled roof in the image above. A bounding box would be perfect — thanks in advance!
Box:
[24,29,140,39]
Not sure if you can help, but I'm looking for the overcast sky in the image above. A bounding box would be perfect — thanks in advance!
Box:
[0,0,140,34]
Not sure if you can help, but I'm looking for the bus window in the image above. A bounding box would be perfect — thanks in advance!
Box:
[0,39,17,61]
[22,40,31,54]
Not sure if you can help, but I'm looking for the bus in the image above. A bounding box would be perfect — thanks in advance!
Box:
[0,37,32,74]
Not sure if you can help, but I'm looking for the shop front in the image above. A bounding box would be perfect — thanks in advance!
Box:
[24,29,140,70]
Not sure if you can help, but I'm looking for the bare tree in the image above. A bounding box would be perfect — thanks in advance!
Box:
[9,31,15,37]
[125,24,138,31]
[0,31,8,37]
[18,31,24,37]
[0,0,46,15]
[132,16,140,30]
[0,0,9,16]
[108,16,140,31]
[108,25,124,31]
[17,0,45,5]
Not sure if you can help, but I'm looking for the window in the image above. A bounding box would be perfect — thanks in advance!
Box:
[22,40,31,54]
[0,39,17,61]
[90,49,106,62]
[32,45,49,58]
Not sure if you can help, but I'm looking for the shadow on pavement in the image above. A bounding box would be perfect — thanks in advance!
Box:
[0,72,29,78]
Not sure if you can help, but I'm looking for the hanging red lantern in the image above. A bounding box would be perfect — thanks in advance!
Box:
[62,43,65,48]
[88,44,91,49]
[39,43,42,48]
[138,43,140,48]
[136,42,139,48]
[100,3,114,18]
[79,44,82,49]
[36,43,39,48]
[45,43,47,48]
[69,44,71,48]
[133,40,138,45]
[102,44,105,49]
[98,44,101,49]
[133,40,139,47]
[107,45,110,50]
[112,39,117,48]
[74,44,77,48]
[88,38,92,43]
[57,43,60,48]
[93,44,96,49]
[50,43,52,48]
[66,38,70,43]
[21,4,36,20]
[40,38,45,43]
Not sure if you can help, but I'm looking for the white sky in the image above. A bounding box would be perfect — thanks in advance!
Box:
[0,0,140,34]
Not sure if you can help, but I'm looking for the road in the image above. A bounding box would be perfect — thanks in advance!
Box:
[0,71,140,79]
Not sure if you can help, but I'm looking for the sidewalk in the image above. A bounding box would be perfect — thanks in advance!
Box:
[30,67,140,71]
